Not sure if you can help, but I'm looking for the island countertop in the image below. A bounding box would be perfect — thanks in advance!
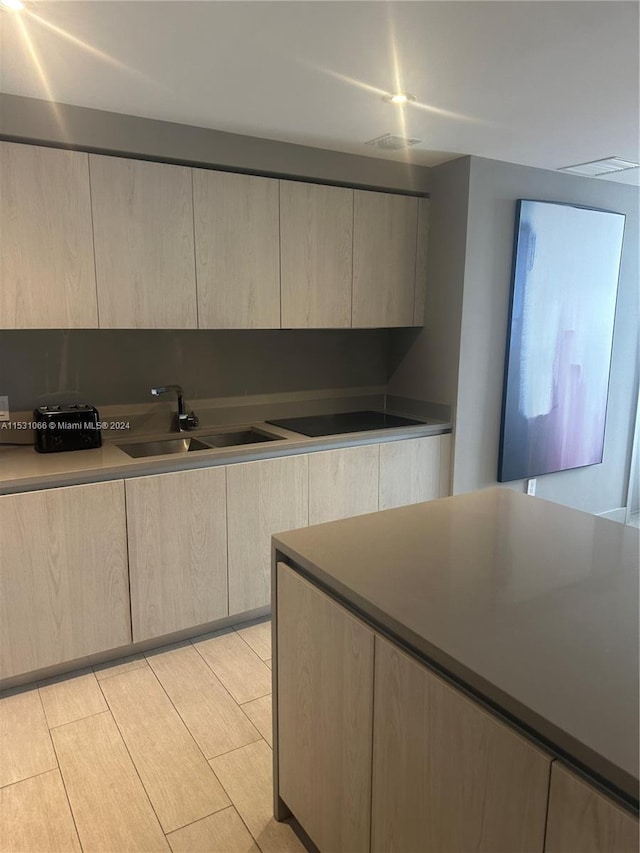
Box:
[272,487,640,807]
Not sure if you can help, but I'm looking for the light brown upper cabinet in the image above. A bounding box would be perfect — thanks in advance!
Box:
[90,154,197,328]
[352,190,419,328]
[0,142,98,329]
[280,181,353,328]
[193,170,280,328]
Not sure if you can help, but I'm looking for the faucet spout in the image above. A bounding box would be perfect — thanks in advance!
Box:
[150,385,199,432]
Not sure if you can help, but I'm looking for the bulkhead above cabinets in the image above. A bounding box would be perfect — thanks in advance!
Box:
[0,140,430,331]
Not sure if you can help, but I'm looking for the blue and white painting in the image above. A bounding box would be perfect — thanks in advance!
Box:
[498,200,625,482]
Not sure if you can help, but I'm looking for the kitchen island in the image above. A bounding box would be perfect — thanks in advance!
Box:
[272,488,639,853]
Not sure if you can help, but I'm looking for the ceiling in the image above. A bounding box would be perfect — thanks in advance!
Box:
[1,1,639,184]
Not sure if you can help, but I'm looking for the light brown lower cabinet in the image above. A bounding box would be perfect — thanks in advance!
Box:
[227,455,308,614]
[545,764,638,853]
[308,444,379,524]
[0,481,130,679]
[371,637,551,853]
[126,467,228,641]
[275,567,639,853]
[276,563,374,853]
[379,433,451,509]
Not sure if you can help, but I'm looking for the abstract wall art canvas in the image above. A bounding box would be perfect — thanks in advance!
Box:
[498,200,625,482]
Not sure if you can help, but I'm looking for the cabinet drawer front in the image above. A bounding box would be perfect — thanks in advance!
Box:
[277,563,374,853]
[352,190,418,328]
[280,181,353,328]
[126,467,228,641]
[194,169,280,329]
[372,637,550,853]
[545,764,639,853]
[0,481,130,679]
[227,455,308,614]
[379,433,451,509]
[308,444,379,525]
[1,142,98,329]
[90,154,197,328]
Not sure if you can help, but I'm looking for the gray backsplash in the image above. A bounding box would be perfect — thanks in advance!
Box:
[0,329,390,413]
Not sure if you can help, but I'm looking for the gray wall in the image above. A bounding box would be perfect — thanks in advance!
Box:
[389,155,639,514]
[0,93,430,194]
[0,329,389,412]
[454,157,638,513]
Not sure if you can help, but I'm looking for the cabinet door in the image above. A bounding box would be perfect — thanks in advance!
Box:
[352,190,418,327]
[90,154,197,328]
[227,455,308,614]
[0,481,130,679]
[545,763,638,853]
[0,142,98,329]
[280,181,353,328]
[276,563,374,853]
[372,637,550,852]
[193,170,280,328]
[413,196,430,326]
[308,444,378,525]
[126,467,228,642]
[379,433,451,509]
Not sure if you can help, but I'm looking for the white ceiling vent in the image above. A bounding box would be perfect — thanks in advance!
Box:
[365,134,422,151]
[557,157,639,177]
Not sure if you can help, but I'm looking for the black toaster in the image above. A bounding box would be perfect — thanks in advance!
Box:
[34,404,102,453]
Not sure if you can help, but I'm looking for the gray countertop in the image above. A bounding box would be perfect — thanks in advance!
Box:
[273,488,640,808]
[0,416,450,495]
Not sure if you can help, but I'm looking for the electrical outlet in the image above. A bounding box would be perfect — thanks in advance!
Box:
[0,396,9,421]
[527,478,537,496]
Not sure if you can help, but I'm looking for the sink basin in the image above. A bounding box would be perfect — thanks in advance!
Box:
[118,428,281,458]
[118,437,210,458]
[197,429,279,448]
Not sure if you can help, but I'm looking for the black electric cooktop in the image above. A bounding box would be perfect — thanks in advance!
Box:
[266,410,425,437]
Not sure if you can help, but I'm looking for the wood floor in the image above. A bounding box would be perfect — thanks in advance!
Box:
[0,619,305,853]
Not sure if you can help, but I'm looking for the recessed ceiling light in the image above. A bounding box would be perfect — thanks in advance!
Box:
[383,93,417,105]
[0,0,25,10]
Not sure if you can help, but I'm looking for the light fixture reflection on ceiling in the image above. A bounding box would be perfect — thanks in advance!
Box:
[383,92,416,105]
[0,0,25,10]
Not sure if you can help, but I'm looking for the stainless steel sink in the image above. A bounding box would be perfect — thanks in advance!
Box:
[118,427,281,458]
[118,437,210,458]
[197,428,279,448]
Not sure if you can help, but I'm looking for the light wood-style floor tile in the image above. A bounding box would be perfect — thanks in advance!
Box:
[193,630,271,705]
[167,806,260,853]
[38,668,107,729]
[241,695,273,747]
[210,740,306,853]
[146,642,262,760]
[265,659,272,670]
[234,619,271,661]
[99,665,229,833]
[0,687,57,787]
[51,711,169,852]
[93,652,148,680]
[0,769,81,853]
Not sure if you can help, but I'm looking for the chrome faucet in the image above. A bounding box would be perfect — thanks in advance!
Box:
[150,385,199,432]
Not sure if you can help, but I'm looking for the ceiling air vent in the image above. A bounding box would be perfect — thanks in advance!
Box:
[365,134,422,151]
[557,157,639,177]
